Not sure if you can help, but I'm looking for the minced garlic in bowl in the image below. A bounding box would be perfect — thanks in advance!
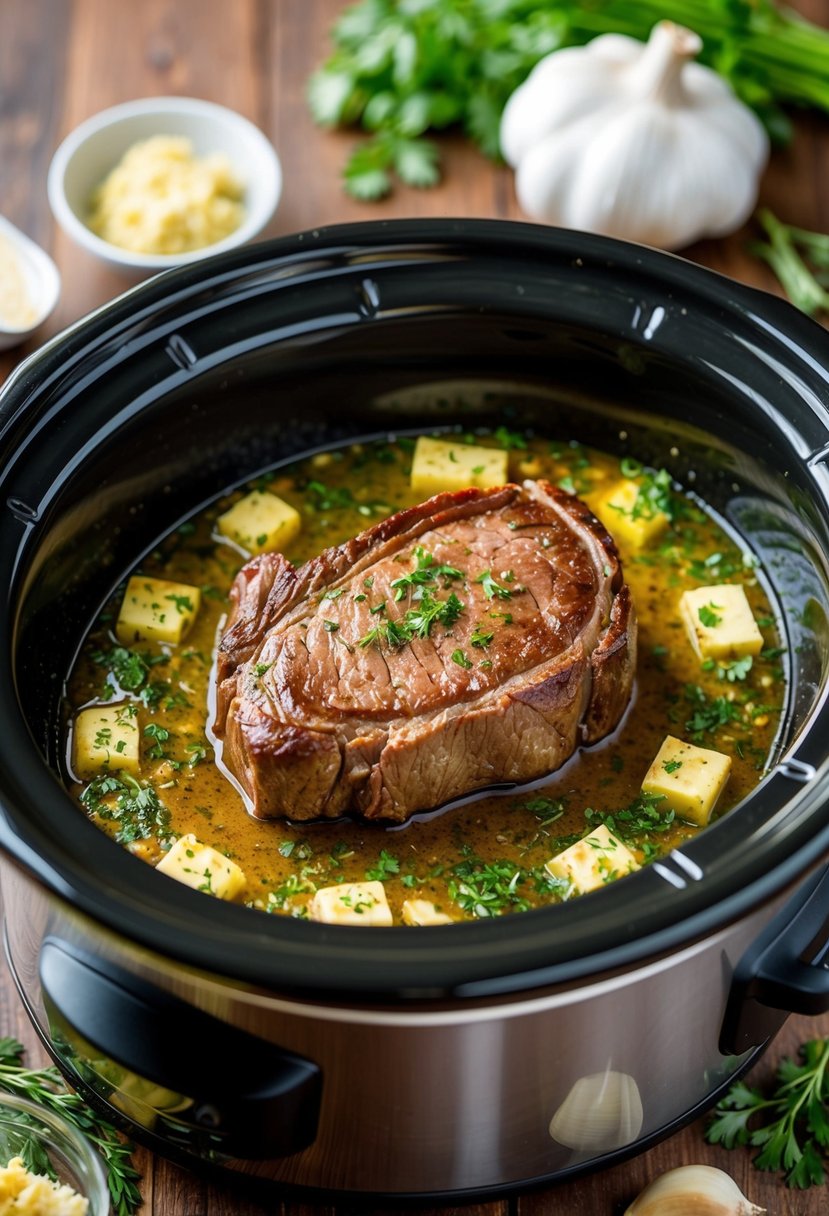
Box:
[0,1157,87,1216]
[87,134,245,256]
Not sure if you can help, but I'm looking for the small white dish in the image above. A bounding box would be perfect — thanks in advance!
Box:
[0,215,61,349]
[47,96,282,275]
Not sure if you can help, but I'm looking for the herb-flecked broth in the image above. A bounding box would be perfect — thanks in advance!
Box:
[65,430,786,922]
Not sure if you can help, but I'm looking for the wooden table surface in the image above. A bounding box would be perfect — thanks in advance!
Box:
[2,1,829,1212]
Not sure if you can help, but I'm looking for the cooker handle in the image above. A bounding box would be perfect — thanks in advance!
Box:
[39,938,322,1159]
[719,865,829,1056]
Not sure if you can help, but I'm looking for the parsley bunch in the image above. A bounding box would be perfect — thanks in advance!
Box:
[0,1037,141,1216]
[309,0,829,199]
[707,1038,829,1188]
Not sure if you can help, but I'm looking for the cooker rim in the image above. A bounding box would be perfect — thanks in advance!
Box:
[2,217,829,1002]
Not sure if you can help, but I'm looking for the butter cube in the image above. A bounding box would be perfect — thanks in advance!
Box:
[410,436,509,496]
[309,881,392,926]
[73,704,140,777]
[116,576,201,645]
[679,584,764,660]
[156,834,246,900]
[402,898,454,926]
[641,735,732,827]
[217,490,301,555]
[546,823,640,895]
[592,479,669,549]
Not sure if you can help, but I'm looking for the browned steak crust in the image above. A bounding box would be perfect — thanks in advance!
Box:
[213,481,637,823]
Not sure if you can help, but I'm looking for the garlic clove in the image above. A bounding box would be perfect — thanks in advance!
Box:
[625,1165,765,1215]
[548,1069,643,1152]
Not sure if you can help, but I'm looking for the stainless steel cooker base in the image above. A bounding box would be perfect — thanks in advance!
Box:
[2,222,829,1191]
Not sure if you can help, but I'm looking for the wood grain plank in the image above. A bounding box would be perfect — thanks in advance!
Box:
[0,0,72,247]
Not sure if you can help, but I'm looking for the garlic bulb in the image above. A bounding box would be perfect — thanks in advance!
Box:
[625,1165,765,1215]
[500,22,769,250]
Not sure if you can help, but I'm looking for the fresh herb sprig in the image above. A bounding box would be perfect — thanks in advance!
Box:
[309,0,829,199]
[752,209,829,319]
[706,1038,829,1188]
[0,1037,142,1216]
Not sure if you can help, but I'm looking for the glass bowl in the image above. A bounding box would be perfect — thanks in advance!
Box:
[0,1092,110,1214]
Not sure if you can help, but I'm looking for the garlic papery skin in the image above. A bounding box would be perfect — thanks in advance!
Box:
[625,1165,766,1215]
[500,22,769,251]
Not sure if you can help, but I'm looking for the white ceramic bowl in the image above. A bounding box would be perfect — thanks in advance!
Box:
[0,216,61,349]
[47,96,282,275]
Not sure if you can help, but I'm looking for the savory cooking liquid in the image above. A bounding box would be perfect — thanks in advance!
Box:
[65,431,785,921]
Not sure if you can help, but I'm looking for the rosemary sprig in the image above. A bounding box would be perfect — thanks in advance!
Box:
[0,1037,142,1216]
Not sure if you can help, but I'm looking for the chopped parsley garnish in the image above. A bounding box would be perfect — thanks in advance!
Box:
[698,602,723,628]
[475,569,512,600]
[390,545,464,601]
[585,791,675,842]
[92,645,159,693]
[166,593,194,614]
[143,722,171,759]
[663,759,683,774]
[718,656,754,682]
[365,850,400,881]
[306,479,387,516]
[451,648,472,669]
[185,742,208,766]
[683,684,743,738]
[79,773,171,845]
[470,625,494,648]
[306,480,357,510]
[358,589,464,650]
[448,854,532,917]
[493,425,528,450]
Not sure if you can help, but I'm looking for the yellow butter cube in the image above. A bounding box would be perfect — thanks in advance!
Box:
[116,575,201,645]
[217,490,301,555]
[545,823,640,895]
[592,479,669,549]
[309,881,392,926]
[401,898,454,926]
[155,833,246,900]
[73,704,140,777]
[410,436,509,496]
[641,735,732,827]
[679,584,764,660]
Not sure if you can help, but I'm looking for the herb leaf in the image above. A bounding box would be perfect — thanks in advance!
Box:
[358,588,465,649]
[0,1037,142,1216]
[475,569,512,600]
[707,1038,829,1188]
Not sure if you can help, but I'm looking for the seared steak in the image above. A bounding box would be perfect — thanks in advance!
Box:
[214,481,636,823]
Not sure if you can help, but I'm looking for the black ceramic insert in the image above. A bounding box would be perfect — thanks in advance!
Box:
[2,220,829,1000]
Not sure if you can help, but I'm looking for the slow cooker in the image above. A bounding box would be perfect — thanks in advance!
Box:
[1,220,828,1198]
